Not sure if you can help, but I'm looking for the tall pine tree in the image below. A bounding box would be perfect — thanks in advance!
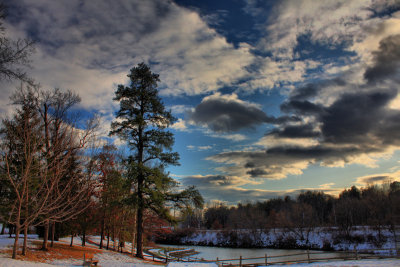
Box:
[110,63,180,258]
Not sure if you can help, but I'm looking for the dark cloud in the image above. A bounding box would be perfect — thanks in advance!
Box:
[258,88,400,174]
[246,168,269,178]
[186,93,381,201]
[289,83,320,100]
[280,99,323,115]
[189,94,297,132]
[358,175,391,184]
[209,150,314,179]
[364,34,400,84]
[268,124,320,138]
[321,89,397,144]
[208,34,400,180]
[279,34,400,147]
[181,175,243,187]
[289,78,346,101]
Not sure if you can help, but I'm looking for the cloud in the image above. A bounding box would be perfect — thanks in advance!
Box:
[207,150,312,179]
[168,105,192,115]
[206,28,400,180]
[266,124,320,139]
[181,174,261,187]
[189,93,267,132]
[352,17,400,64]
[355,171,400,186]
[171,118,189,132]
[5,0,257,106]
[187,145,213,151]
[188,92,296,132]
[198,145,212,151]
[179,174,278,203]
[179,174,342,203]
[239,57,316,91]
[252,0,400,59]
[209,133,247,142]
[255,135,319,149]
[364,34,400,84]
[6,0,400,192]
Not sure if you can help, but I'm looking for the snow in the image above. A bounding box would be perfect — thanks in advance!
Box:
[0,230,399,267]
[0,257,56,267]
[0,234,159,267]
[167,263,217,267]
[266,258,400,266]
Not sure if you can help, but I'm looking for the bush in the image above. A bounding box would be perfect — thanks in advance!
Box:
[155,227,196,244]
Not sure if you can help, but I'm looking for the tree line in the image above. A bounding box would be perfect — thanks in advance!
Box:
[180,183,400,242]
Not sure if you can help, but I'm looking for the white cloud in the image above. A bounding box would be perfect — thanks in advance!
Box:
[258,0,385,59]
[238,57,311,92]
[7,0,256,107]
[255,135,319,149]
[319,183,335,189]
[171,118,189,132]
[209,133,247,142]
[168,104,192,114]
[186,145,213,151]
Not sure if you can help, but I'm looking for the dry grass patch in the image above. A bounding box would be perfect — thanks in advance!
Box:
[3,241,103,263]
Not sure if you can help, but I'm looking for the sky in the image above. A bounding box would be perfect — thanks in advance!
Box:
[2,0,400,205]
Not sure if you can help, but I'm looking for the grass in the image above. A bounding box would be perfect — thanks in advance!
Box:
[1,237,167,266]
[3,240,103,263]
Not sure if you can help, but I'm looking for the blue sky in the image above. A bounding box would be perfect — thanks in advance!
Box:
[2,0,400,204]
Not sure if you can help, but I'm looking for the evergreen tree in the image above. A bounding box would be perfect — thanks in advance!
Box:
[110,63,203,258]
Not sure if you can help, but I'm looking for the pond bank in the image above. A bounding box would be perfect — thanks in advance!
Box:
[157,226,398,253]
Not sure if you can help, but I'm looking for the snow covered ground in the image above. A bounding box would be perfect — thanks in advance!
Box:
[0,234,158,267]
[266,258,400,266]
[0,233,398,266]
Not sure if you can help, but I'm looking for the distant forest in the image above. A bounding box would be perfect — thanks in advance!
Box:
[181,182,400,235]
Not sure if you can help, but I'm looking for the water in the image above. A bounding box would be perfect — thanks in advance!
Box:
[159,244,353,265]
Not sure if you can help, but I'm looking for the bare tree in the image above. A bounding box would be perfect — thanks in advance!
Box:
[1,86,98,258]
[1,87,42,258]
[0,4,34,84]
[34,87,98,250]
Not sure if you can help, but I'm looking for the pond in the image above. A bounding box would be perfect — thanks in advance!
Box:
[159,244,354,265]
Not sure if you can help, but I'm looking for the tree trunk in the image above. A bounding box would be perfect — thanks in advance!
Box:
[100,217,104,249]
[50,221,55,247]
[112,224,116,250]
[1,223,5,235]
[41,220,49,251]
[9,224,14,238]
[106,229,110,250]
[131,232,136,255]
[70,231,74,247]
[82,228,86,246]
[12,222,20,259]
[22,225,28,256]
[136,174,144,258]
